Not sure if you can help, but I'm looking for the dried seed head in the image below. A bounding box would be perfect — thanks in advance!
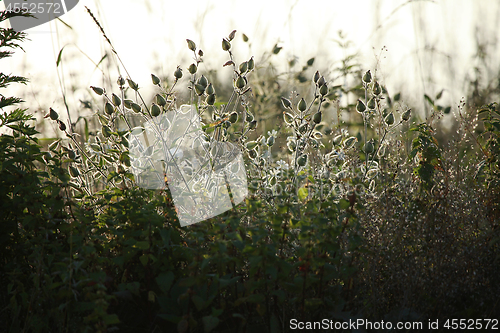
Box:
[198,49,204,57]
[49,108,59,120]
[58,120,66,131]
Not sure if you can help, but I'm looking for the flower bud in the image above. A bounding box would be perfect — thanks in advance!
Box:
[222,38,231,51]
[131,102,142,113]
[206,94,216,105]
[117,76,125,86]
[49,108,59,120]
[384,112,395,125]
[319,83,328,96]
[186,39,196,51]
[297,154,308,167]
[281,97,292,109]
[151,74,160,85]
[90,86,104,96]
[362,70,372,83]
[317,76,326,87]
[313,71,320,83]
[373,81,381,96]
[174,67,183,79]
[402,108,412,121]
[367,97,376,110]
[229,111,238,123]
[112,93,121,107]
[298,98,307,112]
[198,75,208,88]
[105,101,114,115]
[188,63,197,74]
[356,99,366,113]
[248,57,255,71]
[151,103,161,117]
[313,111,322,124]
[127,79,139,91]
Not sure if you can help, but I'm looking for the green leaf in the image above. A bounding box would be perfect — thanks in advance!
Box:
[298,187,308,201]
[424,94,434,106]
[338,198,350,210]
[202,315,220,333]
[134,241,150,250]
[56,46,66,67]
[156,271,175,293]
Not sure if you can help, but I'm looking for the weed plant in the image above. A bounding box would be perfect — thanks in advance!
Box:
[1,7,500,333]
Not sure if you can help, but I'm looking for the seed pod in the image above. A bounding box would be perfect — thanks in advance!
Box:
[234,75,246,89]
[112,93,121,107]
[206,83,215,95]
[385,112,395,125]
[297,154,308,167]
[267,135,275,146]
[377,144,386,157]
[319,83,328,96]
[151,103,161,117]
[49,108,59,120]
[69,166,80,178]
[90,86,104,95]
[127,79,139,91]
[367,97,376,110]
[58,120,66,131]
[174,67,183,79]
[131,102,142,113]
[364,141,374,154]
[198,75,208,88]
[246,112,254,122]
[156,94,167,107]
[105,102,114,115]
[281,97,292,109]
[356,99,366,113]
[222,38,231,51]
[248,57,255,71]
[68,149,76,160]
[242,33,249,42]
[186,39,196,51]
[362,70,372,83]
[298,98,307,112]
[373,81,382,96]
[239,61,248,74]
[229,111,238,123]
[333,134,342,146]
[249,120,257,130]
[151,74,161,85]
[102,125,112,138]
[195,84,205,96]
[188,63,197,74]
[298,122,308,134]
[118,165,126,174]
[313,111,322,124]
[317,76,326,87]
[287,140,296,151]
[402,108,412,121]
[228,30,236,41]
[117,76,125,86]
[206,93,216,105]
[313,71,320,83]
[343,136,357,149]
[124,99,133,109]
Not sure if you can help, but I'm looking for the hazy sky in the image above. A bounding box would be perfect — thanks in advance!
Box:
[2,0,499,134]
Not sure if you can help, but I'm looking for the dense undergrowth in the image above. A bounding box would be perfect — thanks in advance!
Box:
[1,8,500,333]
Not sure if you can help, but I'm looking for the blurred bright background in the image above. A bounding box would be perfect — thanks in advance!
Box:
[2,0,500,135]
